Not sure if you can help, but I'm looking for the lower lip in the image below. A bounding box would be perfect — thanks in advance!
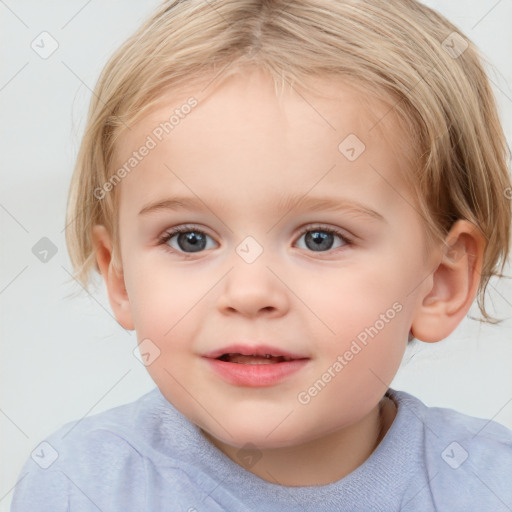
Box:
[204,358,309,387]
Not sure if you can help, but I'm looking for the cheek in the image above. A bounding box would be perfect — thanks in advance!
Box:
[310,252,415,384]
[123,254,197,337]
[312,260,410,340]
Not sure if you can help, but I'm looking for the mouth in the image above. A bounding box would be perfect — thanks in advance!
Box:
[216,353,295,364]
[204,344,308,363]
[203,344,310,387]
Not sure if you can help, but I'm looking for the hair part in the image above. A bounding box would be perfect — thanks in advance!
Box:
[66,0,511,323]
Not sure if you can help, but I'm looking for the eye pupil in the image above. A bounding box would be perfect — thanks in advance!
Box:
[164,226,347,255]
[178,231,206,252]
[305,230,334,251]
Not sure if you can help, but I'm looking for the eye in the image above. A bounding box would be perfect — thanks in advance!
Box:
[157,225,217,254]
[295,225,352,253]
[157,224,353,256]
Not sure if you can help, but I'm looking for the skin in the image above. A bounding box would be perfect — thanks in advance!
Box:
[93,69,486,486]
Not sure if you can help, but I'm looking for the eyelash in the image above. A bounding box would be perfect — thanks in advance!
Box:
[157,224,354,256]
[297,226,351,245]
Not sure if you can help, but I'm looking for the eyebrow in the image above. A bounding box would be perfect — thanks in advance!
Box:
[138,194,386,223]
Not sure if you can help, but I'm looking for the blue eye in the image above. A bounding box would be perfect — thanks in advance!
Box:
[295,226,351,252]
[158,225,352,255]
[158,226,216,253]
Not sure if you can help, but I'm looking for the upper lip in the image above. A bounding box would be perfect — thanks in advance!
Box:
[203,344,309,360]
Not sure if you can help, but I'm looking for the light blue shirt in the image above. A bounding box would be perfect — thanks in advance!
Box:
[11,387,512,511]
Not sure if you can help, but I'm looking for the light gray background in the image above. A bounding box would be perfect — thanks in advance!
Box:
[1,1,511,509]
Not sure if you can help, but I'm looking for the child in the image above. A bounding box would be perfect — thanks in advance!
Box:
[11,0,512,510]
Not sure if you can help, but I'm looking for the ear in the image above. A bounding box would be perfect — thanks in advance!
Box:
[92,225,135,331]
[410,220,486,343]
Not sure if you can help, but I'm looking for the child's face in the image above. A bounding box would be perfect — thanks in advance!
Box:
[111,70,436,449]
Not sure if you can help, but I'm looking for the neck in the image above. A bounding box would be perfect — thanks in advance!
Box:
[203,394,397,487]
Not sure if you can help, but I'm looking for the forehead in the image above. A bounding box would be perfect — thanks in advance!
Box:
[112,71,418,216]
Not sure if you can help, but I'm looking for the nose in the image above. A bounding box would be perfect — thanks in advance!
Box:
[216,255,290,318]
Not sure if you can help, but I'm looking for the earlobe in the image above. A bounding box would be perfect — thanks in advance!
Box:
[410,220,486,343]
[91,225,135,331]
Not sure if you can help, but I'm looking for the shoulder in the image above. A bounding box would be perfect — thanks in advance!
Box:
[42,386,163,465]
[11,387,190,511]
[390,389,512,510]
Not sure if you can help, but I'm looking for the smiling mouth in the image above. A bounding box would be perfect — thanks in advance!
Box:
[217,353,294,364]
[206,347,309,386]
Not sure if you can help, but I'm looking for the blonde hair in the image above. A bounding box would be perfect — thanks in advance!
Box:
[66,0,511,322]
